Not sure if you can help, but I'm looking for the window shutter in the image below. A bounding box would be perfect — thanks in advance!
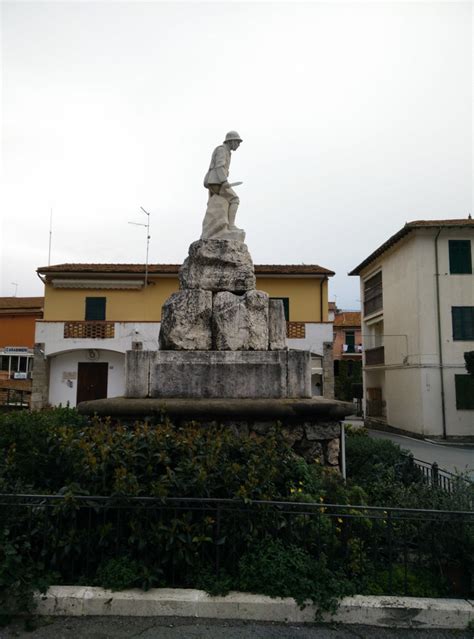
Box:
[449,240,472,274]
[455,375,474,409]
[85,297,106,321]
[452,307,474,340]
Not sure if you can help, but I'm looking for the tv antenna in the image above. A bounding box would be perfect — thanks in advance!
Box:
[128,207,151,286]
[48,208,53,266]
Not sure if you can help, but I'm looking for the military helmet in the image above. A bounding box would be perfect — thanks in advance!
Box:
[224,131,242,143]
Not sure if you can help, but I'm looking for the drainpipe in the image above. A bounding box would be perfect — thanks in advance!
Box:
[434,228,447,439]
[320,277,327,322]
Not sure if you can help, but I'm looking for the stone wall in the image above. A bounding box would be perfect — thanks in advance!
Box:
[323,341,334,399]
[30,343,50,410]
[167,417,341,469]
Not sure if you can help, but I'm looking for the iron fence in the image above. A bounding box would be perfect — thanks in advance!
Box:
[1,494,473,598]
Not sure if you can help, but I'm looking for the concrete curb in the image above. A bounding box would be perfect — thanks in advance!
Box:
[34,587,474,629]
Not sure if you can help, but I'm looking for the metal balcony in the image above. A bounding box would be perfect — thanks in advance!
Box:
[365,346,385,366]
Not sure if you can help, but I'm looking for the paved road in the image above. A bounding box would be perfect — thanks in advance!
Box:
[366,428,473,477]
[1,617,473,639]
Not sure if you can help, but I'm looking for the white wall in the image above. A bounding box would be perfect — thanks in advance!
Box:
[287,322,333,355]
[48,349,125,407]
[36,322,160,356]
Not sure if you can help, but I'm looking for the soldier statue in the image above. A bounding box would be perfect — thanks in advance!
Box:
[203,131,243,233]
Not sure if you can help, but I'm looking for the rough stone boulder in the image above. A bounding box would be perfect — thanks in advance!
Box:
[268,298,287,350]
[159,289,212,350]
[201,195,246,242]
[213,290,269,350]
[179,239,256,293]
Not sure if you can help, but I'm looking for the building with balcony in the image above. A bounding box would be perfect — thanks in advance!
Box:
[332,311,362,403]
[32,262,335,408]
[350,218,474,438]
[0,297,44,407]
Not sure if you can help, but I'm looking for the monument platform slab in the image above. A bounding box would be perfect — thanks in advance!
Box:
[126,349,311,399]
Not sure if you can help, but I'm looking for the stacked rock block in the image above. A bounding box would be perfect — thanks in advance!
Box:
[158,239,286,352]
[126,239,311,399]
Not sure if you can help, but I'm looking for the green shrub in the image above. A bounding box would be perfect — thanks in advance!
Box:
[95,557,145,591]
[238,538,354,614]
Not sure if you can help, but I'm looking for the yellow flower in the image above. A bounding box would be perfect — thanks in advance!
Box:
[337,518,343,524]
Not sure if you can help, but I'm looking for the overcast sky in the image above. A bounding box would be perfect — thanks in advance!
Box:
[1,1,472,309]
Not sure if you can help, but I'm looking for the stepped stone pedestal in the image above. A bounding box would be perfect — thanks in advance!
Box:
[79,238,353,469]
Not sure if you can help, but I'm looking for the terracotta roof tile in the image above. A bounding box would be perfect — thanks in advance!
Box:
[0,297,44,310]
[334,311,361,327]
[349,218,474,275]
[37,263,335,276]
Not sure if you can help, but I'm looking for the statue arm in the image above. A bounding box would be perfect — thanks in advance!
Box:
[212,145,229,184]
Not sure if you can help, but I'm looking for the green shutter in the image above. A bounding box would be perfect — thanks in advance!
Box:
[455,375,474,409]
[449,240,472,274]
[85,297,106,321]
[345,330,355,353]
[452,307,474,340]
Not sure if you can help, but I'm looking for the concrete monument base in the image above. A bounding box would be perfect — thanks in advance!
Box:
[126,349,311,399]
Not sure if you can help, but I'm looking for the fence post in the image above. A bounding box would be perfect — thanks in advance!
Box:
[432,462,439,488]
[215,502,221,577]
[387,510,393,593]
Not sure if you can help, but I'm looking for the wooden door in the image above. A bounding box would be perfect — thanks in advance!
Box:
[77,362,108,404]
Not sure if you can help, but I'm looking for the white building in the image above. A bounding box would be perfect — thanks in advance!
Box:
[350,218,474,439]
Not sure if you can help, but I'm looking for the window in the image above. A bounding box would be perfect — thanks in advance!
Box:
[363,271,383,316]
[85,297,106,321]
[270,297,290,321]
[449,240,472,274]
[452,307,474,341]
[345,330,355,353]
[455,375,474,409]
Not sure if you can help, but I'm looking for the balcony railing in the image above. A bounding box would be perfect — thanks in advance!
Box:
[341,344,363,355]
[64,321,115,339]
[286,322,306,339]
[365,346,385,366]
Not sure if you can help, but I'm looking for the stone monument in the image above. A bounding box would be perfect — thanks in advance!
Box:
[79,132,352,468]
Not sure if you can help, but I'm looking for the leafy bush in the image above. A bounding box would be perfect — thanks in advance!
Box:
[238,538,354,614]
[0,408,472,620]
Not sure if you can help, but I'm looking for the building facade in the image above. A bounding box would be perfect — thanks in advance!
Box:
[0,297,44,407]
[332,311,362,404]
[33,263,335,408]
[350,219,474,439]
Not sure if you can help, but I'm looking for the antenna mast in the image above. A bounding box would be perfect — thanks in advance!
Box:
[128,207,151,286]
[48,208,53,266]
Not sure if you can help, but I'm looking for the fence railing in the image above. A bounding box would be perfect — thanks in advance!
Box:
[1,494,472,598]
[410,456,473,493]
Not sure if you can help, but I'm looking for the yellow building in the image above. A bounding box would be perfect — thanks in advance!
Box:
[33,263,335,407]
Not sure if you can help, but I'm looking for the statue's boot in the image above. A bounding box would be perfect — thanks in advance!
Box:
[228,202,240,230]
